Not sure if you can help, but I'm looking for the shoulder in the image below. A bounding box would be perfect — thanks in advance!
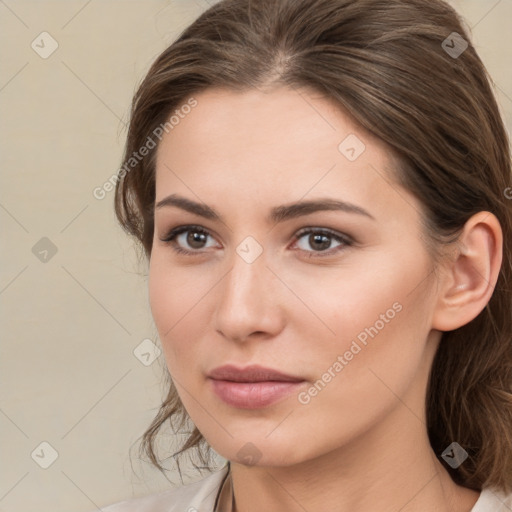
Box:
[471,486,512,512]
[96,463,229,512]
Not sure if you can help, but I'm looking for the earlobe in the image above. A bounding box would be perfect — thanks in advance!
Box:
[431,211,503,332]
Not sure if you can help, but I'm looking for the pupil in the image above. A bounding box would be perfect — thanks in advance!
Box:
[311,233,330,250]
[188,231,206,249]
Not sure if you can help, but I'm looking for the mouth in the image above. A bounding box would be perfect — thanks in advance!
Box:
[207,364,304,383]
[207,364,306,409]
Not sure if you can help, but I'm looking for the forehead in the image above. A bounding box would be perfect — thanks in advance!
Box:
[156,86,390,177]
[158,85,386,152]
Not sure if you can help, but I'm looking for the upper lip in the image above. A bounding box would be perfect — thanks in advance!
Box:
[208,364,304,383]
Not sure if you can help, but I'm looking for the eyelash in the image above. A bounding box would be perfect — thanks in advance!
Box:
[159,224,354,258]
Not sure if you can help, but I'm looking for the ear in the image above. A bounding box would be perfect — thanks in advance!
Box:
[431,211,503,332]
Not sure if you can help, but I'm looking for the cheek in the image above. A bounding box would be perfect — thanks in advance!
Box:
[148,258,175,334]
[148,253,212,375]
[281,270,433,459]
[149,256,184,365]
[148,250,202,328]
[296,244,433,380]
[311,253,434,411]
[284,249,420,342]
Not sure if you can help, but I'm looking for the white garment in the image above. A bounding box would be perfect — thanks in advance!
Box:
[96,463,512,512]
[98,464,230,512]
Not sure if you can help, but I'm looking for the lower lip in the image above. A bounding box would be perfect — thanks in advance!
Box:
[209,379,305,409]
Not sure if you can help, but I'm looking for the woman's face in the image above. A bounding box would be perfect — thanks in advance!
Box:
[149,86,442,467]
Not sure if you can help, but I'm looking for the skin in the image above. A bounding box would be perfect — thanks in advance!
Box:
[149,86,502,512]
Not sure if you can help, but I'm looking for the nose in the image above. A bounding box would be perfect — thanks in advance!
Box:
[214,245,286,343]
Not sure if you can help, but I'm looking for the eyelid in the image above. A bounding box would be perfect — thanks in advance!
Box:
[293,226,353,243]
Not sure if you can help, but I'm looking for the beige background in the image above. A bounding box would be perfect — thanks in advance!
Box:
[0,1,510,511]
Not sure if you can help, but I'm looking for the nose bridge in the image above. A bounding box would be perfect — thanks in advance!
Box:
[222,244,268,312]
[215,239,281,340]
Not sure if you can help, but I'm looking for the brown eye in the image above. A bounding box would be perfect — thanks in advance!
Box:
[160,225,217,255]
[293,228,353,257]
[186,230,208,249]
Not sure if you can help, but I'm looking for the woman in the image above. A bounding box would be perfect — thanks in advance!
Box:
[100,0,512,510]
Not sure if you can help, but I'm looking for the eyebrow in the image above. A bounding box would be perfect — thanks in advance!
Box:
[155,194,375,224]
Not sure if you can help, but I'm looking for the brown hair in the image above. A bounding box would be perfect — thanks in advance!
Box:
[115,0,512,493]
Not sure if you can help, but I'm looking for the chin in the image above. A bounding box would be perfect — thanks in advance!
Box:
[212,438,310,468]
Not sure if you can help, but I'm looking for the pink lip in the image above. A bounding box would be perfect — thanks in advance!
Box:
[208,364,304,382]
[207,364,306,409]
